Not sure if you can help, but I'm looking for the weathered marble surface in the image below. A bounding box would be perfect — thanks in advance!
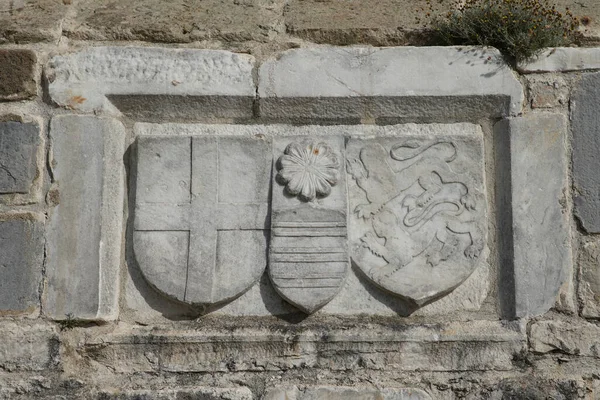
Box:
[132,123,490,318]
[495,114,571,318]
[258,46,524,121]
[45,115,125,321]
[47,47,255,118]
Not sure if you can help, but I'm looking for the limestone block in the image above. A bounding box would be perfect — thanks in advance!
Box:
[258,46,524,121]
[0,321,59,371]
[0,212,44,315]
[44,115,125,320]
[578,239,600,318]
[47,47,255,118]
[0,0,67,44]
[572,72,600,233]
[0,49,37,101]
[530,320,600,357]
[97,387,253,400]
[270,136,348,313]
[133,136,271,306]
[83,320,525,373]
[285,0,451,46]
[67,0,285,43]
[132,123,491,318]
[0,121,40,194]
[495,114,572,318]
[347,126,487,307]
[264,386,432,400]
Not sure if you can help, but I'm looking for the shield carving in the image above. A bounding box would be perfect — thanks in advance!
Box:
[346,134,488,307]
[269,137,349,314]
[133,136,271,306]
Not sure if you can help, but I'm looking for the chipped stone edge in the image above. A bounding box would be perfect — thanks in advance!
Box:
[518,47,600,73]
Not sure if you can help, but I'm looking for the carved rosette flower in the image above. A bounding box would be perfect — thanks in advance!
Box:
[277,141,340,200]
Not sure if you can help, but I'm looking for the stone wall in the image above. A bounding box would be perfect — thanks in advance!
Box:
[2,1,600,399]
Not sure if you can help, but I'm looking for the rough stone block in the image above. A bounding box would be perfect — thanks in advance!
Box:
[526,75,568,109]
[572,72,600,233]
[0,0,67,44]
[47,47,255,118]
[285,0,450,46]
[0,321,59,371]
[530,320,600,357]
[97,387,253,400]
[578,239,600,318]
[83,320,525,373]
[495,114,572,318]
[0,212,44,315]
[264,386,432,400]
[0,120,40,194]
[131,123,491,319]
[258,46,524,122]
[67,0,284,43]
[44,115,125,320]
[0,49,37,101]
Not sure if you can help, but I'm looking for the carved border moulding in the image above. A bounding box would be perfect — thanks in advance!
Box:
[133,136,271,306]
[269,137,350,314]
[346,133,488,306]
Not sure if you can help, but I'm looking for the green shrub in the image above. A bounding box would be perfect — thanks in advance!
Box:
[420,0,580,64]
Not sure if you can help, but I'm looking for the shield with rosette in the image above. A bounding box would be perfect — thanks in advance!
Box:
[269,137,349,314]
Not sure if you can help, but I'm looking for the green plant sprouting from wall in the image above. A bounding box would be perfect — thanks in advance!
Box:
[417,0,580,65]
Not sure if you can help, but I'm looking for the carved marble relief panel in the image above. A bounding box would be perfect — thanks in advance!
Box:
[269,138,349,313]
[131,124,488,316]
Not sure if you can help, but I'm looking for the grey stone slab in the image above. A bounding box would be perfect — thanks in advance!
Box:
[347,127,488,307]
[131,123,491,318]
[572,72,600,233]
[96,387,253,400]
[83,320,526,373]
[578,239,600,318]
[530,320,600,357]
[518,47,600,73]
[47,47,255,118]
[134,136,270,306]
[0,321,59,371]
[269,136,349,314]
[0,212,44,315]
[258,46,524,121]
[0,121,40,194]
[495,114,572,318]
[45,115,125,321]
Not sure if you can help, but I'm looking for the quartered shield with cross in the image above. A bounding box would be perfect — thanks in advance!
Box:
[133,136,271,306]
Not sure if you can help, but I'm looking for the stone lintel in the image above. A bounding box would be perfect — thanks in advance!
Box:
[47,47,256,119]
[258,46,524,121]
